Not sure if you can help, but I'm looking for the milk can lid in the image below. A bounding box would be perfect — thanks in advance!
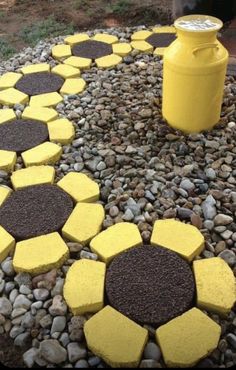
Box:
[175,15,223,33]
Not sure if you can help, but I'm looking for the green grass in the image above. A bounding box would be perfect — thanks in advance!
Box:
[0,38,16,60]
[19,16,74,46]
[112,0,130,15]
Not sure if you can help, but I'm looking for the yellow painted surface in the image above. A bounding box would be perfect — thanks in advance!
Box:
[93,33,118,44]
[13,232,69,275]
[0,150,16,172]
[151,219,204,262]
[112,43,132,57]
[154,47,166,56]
[64,259,106,315]
[163,15,228,133]
[60,78,86,95]
[62,203,105,245]
[0,88,28,106]
[29,92,63,107]
[90,222,142,264]
[51,64,80,79]
[193,258,236,316]
[95,54,122,68]
[153,26,176,33]
[64,56,92,69]
[65,33,90,45]
[52,44,72,59]
[0,109,16,124]
[0,226,15,263]
[0,72,22,90]
[47,118,75,144]
[11,165,55,190]
[21,142,62,167]
[21,63,50,74]
[156,308,221,368]
[84,305,148,368]
[0,186,12,206]
[131,30,153,41]
[130,41,153,53]
[22,106,58,123]
[57,172,99,203]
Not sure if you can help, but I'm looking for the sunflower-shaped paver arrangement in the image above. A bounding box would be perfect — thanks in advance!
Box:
[51,33,132,69]
[0,107,75,172]
[63,219,236,368]
[0,169,105,275]
[0,62,86,107]
[131,26,177,56]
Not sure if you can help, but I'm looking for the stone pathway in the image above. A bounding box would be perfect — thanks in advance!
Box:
[0,24,236,369]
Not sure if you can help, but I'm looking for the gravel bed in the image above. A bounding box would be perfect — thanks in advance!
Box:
[0,25,236,368]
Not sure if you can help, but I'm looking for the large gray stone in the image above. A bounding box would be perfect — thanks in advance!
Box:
[39,339,67,364]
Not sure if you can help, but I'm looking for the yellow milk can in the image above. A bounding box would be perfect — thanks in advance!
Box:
[162,15,229,133]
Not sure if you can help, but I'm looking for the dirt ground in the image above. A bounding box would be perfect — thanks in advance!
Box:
[0,0,172,52]
[0,334,28,368]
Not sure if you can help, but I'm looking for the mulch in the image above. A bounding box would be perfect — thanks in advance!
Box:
[0,184,73,240]
[72,40,113,60]
[146,32,176,48]
[0,119,48,153]
[106,245,195,327]
[15,72,64,96]
[0,334,28,368]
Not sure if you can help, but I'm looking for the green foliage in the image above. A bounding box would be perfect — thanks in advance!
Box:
[74,0,89,10]
[0,38,16,60]
[20,16,74,46]
[112,0,130,15]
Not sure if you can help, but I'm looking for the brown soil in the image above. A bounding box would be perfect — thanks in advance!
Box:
[0,334,28,368]
[0,0,172,52]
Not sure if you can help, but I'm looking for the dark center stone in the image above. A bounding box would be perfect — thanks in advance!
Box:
[0,185,73,240]
[72,40,113,60]
[15,72,64,96]
[106,245,195,327]
[0,119,49,153]
[146,33,176,48]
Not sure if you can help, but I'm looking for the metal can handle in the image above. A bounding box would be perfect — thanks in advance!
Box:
[193,43,219,55]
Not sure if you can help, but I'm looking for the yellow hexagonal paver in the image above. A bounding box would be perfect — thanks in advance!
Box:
[193,258,236,316]
[156,308,221,368]
[65,33,90,45]
[131,30,153,41]
[0,109,16,124]
[21,63,50,75]
[0,88,28,106]
[151,219,204,262]
[0,225,15,263]
[154,47,166,57]
[130,41,153,53]
[64,259,106,315]
[0,150,17,172]
[95,54,122,68]
[29,92,63,107]
[22,106,58,123]
[60,78,86,95]
[47,118,75,144]
[153,26,176,33]
[57,172,99,203]
[52,44,72,59]
[11,165,55,190]
[64,56,92,69]
[0,186,12,207]
[93,33,118,44]
[21,142,62,167]
[62,203,105,245]
[13,232,69,275]
[0,72,22,90]
[84,305,148,368]
[112,43,132,57]
[51,64,80,79]
[90,222,142,264]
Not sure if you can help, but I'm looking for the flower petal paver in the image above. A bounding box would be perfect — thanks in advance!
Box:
[0,62,86,108]
[0,186,12,206]
[84,305,148,368]
[0,225,15,263]
[131,26,177,56]
[52,33,132,69]
[10,166,55,190]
